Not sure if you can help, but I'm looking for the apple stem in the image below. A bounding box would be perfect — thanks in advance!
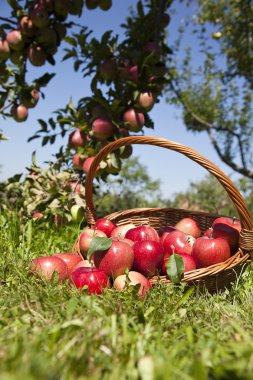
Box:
[209,227,213,238]
[170,244,175,255]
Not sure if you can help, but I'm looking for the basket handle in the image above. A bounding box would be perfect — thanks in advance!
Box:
[85,136,253,244]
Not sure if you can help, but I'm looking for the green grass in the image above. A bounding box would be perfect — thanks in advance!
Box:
[1,212,253,380]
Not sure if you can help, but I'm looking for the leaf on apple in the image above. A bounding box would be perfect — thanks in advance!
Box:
[87,236,112,262]
[166,254,185,284]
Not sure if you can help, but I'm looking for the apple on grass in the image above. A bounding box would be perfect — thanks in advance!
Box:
[125,225,159,243]
[71,259,93,272]
[94,218,117,237]
[54,253,82,275]
[70,267,109,295]
[114,271,152,298]
[175,217,201,239]
[31,256,68,281]
[212,217,241,254]
[132,240,164,276]
[162,230,193,258]
[192,236,231,268]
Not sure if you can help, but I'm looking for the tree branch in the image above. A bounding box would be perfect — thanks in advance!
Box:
[0,100,14,114]
[170,80,253,179]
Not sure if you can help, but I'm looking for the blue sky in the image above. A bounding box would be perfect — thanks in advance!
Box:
[0,1,236,199]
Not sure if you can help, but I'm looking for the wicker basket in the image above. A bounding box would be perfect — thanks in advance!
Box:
[73,136,253,293]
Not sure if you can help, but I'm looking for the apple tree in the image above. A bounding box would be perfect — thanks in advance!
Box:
[166,0,253,179]
[0,0,173,222]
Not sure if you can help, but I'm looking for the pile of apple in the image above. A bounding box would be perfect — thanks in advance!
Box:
[30,215,241,296]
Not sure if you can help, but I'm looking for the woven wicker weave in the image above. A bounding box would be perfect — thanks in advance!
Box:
[73,136,253,293]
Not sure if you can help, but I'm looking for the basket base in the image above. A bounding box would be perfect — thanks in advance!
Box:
[150,261,250,294]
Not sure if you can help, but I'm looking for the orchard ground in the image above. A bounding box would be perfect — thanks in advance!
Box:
[1,212,253,380]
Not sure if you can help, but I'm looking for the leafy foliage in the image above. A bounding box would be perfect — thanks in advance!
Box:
[167,0,253,178]
[168,173,253,217]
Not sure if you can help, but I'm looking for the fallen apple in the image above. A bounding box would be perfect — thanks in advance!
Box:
[70,267,109,294]
[31,256,68,281]
[114,271,152,298]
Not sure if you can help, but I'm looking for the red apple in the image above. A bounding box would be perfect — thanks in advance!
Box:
[137,92,155,111]
[38,0,54,12]
[99,58,117,81]
[11,104,28,122]
[21,89,40,109]
[30,4,49,28]
[143,41,162,57]
[68,129,88,149]
[128,65,139,82]
[159,224,177,236]
[71,259,93,272]
[162,253,197,275]
[28,45,47,66]
[53,0,69,18]
[110,223,136,239]
[73,153,84,170]
[92,240,134,278]
[70,267,109,294]
[54,253,82,274]
[123,109,145,132]
[212,217,241,254]
[6,30,24,51]
[203,228,212,237]
[32,211,43,220]
[86,0,99,9]
[0,39,10,59]
[35,27,58,49]
[114,271,152,298]
[92,117,115,139]
[79,228,107,257]
[69,0,84,15]
[118,237,135,247]
[161,13,171,27]
[125,225,159,243]
[99,0,112,11]
[94,218,117,237]
[175,218,201,239]
[192,236,231,268]
[162,230,193,258]
[66,182,82,193]
[132,240,164,276]
[31,256,68,281]
[83,156,100,175]
[19,16,37,37]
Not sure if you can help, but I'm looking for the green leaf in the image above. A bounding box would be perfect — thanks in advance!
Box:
[166,254,185,284]
[87,236,112,262]
[31,151,37,166]
[34,73,55,87]
[7,0,20,10]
